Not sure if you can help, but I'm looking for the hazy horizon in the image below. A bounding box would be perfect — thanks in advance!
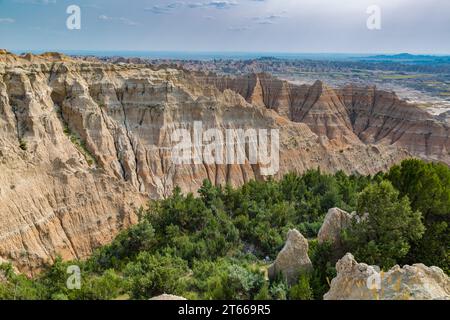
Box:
[8,50,450,55]
[7,50,450,61]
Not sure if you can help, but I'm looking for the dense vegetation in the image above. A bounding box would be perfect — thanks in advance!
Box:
[0,159,448,300]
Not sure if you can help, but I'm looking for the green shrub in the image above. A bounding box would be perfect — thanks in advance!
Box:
[289,273,313,300]
[124,251,189,300]
[309,241,336,299]
[385,159,450,273]
[19,139,27,151]
[254,283,271,300]
[343,181,425,269]
[189,258,265,300]
[269,280,288,300]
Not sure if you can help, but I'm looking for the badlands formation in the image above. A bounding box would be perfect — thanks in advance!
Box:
[0,51,449,273]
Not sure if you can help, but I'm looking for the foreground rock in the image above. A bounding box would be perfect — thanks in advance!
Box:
[268,229,313,285]
[318,208,354,246]
[324,253,450,300]
[150,294,187,301]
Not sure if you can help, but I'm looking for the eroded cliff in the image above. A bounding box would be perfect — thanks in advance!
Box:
[0,52,446,272]
[203,72,450,163]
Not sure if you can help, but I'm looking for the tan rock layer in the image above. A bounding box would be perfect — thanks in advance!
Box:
[268,229,313,285]
[324,253,450,300]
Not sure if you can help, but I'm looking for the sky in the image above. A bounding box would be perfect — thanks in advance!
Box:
[0,0,450,54]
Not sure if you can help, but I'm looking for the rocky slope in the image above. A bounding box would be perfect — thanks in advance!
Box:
[0,51,446,273]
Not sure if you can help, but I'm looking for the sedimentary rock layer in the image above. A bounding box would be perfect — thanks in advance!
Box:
[0,52,446,272]
[203,73,450,163]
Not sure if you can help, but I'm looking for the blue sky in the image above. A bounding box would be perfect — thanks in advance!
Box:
[1,0,449,53]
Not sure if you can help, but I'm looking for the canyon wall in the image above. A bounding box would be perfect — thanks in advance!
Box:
[0,52,447,272]
[202,73,450,164]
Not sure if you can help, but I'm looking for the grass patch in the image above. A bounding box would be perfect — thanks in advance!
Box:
[19,139,27,151]
[63,126,96,166]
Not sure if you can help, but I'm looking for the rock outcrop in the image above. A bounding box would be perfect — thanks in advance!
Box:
[324,253,450,300]
[268,229,313,285]
[318,208,354,249]
[0,52,446,273]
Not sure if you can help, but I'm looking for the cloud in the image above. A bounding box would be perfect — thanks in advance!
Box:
[14,0,56,5]
[35,0,55,4]
[145,2,185,14]
[0,18,15,24]
[251,13,286,25]
[228,25,249,31]
[98,15,138,26]
[188,1,238,10]
[145,5,171,14]
[256,20,273,25]
[145,1,239,15]
[145,1,238,14]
